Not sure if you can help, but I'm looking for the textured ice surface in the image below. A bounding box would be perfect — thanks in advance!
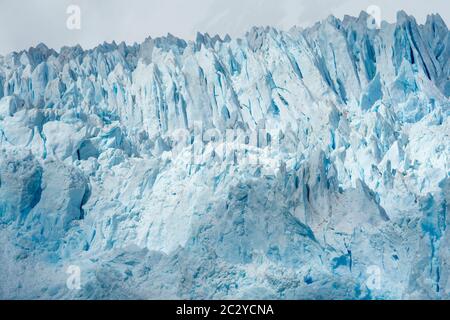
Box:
[0,11,449,299]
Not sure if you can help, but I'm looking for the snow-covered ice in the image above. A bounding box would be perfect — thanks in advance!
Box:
[0,11,449,299]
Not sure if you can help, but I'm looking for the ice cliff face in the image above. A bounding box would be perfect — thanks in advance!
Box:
[0,11,449,299]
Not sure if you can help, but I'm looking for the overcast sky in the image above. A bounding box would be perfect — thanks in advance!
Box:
[0,0,449,55]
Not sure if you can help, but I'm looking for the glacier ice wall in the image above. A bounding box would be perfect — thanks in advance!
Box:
[0,11,449,299]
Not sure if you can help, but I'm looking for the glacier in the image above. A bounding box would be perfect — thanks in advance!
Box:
[0,11,449,300]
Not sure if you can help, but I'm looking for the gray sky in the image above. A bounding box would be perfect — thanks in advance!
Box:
[0,0,449,55]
